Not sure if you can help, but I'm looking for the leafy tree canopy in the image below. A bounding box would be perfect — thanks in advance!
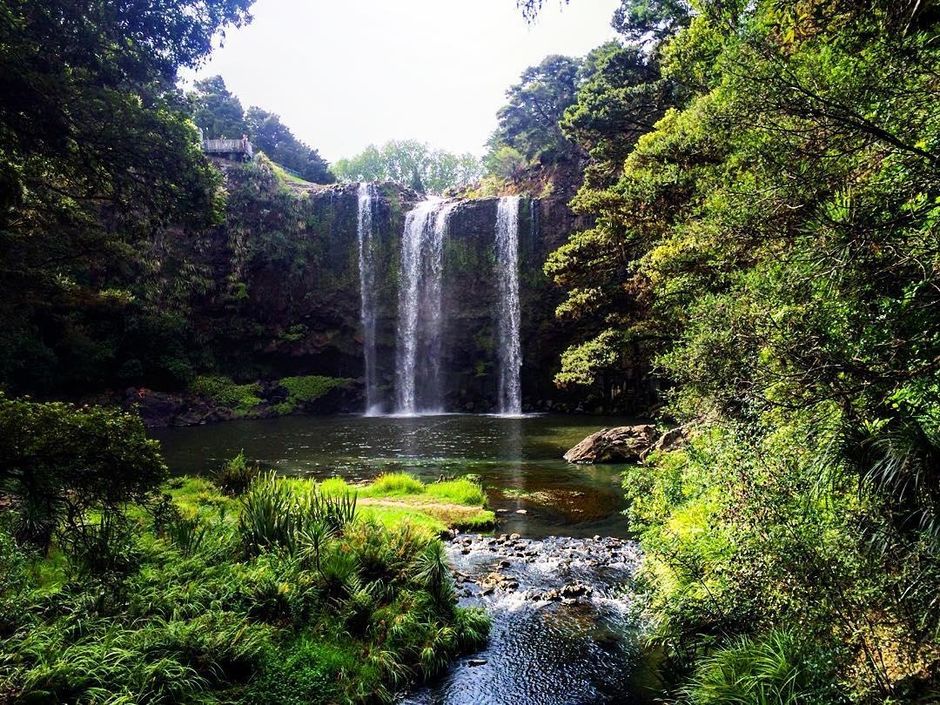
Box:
[486,54,583,167]
[187,76,335,183]
[0,0,255,393]
[245,107,335,184]
[333,140,481,195]
[0,394,166,549]
[542,0,940,698]
[190,75,249,139]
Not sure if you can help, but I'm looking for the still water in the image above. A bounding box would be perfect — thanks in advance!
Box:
[153,413,636,538]
[153,414,659,704]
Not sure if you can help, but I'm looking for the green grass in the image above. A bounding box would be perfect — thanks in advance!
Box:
[425,479,486,506]
[177,470,494,535]
[344,473,494,531]
[360,472,425,496]
[266,158,314,187]
[358,506,449,534]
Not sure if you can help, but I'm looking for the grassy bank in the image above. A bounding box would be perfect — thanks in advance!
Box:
[0,469,490,704]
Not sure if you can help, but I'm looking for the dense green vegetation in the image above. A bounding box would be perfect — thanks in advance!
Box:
[0,398,489,703]
[333,140,482,194]
[510,0,940,701]
[0,3,347,399]
[0,0,250,395]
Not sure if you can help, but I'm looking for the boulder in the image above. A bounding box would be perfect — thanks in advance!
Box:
[563,424,657,464]
[651,424,689,454]
[126,388,186,428]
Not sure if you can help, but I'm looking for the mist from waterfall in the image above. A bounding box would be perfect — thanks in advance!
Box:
[357,183,381,415]
[394,198,455,415]
[495,196,523,416]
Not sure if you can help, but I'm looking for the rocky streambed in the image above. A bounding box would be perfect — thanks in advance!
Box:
[401,533,651,705]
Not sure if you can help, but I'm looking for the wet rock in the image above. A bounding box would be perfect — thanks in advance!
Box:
[515,509,527,515]
[480,571,519,592]
[563,424,658,464]
[560,582,593,599]
[467,658,488,667]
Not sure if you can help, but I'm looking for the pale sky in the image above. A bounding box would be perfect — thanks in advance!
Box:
[193,0,621,163]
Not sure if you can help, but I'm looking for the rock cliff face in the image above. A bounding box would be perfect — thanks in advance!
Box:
[194,160,605,414]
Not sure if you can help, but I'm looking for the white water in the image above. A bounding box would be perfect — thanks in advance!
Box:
[394,198,454,415]
[495,196,523,415]
[357,183,381,415]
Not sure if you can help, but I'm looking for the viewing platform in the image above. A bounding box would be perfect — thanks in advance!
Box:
[202,136,253,161]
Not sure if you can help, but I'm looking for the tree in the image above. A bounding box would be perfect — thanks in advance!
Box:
[333,140,481,194]
[561,41,677,186]
[611,0,692,44]
[486,54,583,166]
[0,394,166,549]
[189,75,249,139]
[245,107,334,184]
[547,0,940,698]
[0,0,254,394]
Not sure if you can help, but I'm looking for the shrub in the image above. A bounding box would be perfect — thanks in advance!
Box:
[248,635,350,705]
[190,375,263,415]
[239,473,357,556]
[61,510,141,579]
[0,394,166,549]
[239,473,299,554]
[214,451,260,495]
[166,514,208,556]
[274,375,349,414]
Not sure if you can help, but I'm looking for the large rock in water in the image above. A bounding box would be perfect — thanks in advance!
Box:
[563,424,658,464]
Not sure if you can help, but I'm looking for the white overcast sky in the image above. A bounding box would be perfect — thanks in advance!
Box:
[192,0,621,162]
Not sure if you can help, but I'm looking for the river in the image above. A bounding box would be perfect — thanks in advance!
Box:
[153,414,660,704]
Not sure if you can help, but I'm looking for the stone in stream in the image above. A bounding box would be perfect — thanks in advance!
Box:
[479,571,520,592]
[563,424,658,463]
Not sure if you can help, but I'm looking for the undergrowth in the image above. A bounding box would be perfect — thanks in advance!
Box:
[0,472,489,704]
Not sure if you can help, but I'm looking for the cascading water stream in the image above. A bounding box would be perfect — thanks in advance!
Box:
[495,196,523,416]
[394,198,454,415]
[357,182,381,415]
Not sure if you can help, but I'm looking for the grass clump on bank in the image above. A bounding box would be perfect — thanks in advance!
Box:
[0,398,489,704]
[328,472,494,532]
[191,375,263,416]
[274,375,350,414]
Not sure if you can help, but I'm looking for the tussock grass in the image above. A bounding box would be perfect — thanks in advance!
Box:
[425,479,486,506]
[361,472,425,496]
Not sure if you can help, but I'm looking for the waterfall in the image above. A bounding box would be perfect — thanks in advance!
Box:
[495,196,523,416]
[394,198,454,415]
[357,183,381,415]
